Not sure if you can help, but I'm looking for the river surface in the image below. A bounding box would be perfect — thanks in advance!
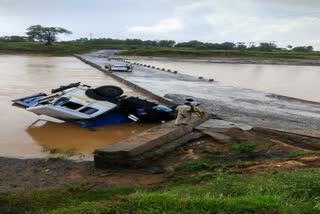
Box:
[131,58,320,102]
[0,55,154,159]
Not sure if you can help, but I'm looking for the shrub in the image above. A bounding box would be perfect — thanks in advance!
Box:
[288,151,305,158]
[232,141,257,154]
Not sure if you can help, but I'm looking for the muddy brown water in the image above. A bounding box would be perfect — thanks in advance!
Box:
[0,55,154,158]
[132,58,320,102]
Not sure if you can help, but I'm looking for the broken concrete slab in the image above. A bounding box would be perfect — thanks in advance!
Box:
[196,119,253,132]
[202,131,233,143]
[94,115,210,168]
[195,119,252,143]
[135,132,205,161]
[99,132,205,168]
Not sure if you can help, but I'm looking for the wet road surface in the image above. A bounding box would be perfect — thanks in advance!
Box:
[80,50,320,134]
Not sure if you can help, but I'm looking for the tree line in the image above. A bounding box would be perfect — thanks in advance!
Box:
[73,38,314,52]
[0,25,314,52]
[74,37,176,48]
[0,36,33,42]
[174,40,314,52]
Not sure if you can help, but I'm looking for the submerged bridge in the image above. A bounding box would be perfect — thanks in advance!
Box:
[75,50,320,167]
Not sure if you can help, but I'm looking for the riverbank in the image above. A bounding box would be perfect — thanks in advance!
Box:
[119,48,320,64]
[123,55,320,66]
[1,42,320,65]
[2,128,320,213]
[2,126,320,192]
[0,42,125,56]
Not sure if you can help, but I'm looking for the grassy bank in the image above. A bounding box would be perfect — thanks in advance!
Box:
[120,47,320,61]
[1,129,320,213]
[0,42,126,56]
[1,167,320,213]
[1,42,320,61]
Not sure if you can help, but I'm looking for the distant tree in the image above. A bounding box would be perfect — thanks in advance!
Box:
[205,43,221,49]
[76,38,89,43]
[175,40,203,48]
[292,46,313,52]
[0,36,31,42]
[176,41,236,50]
[258,42,277,51]
[143,40,158,46]
[158,40,176,47]
[219,42,236,50]
[9,36,27,42]
[125,39,144,46]
[287,45,293,49]
[26,25,72,45]
[248,42,256,49]
[237,42,247,50]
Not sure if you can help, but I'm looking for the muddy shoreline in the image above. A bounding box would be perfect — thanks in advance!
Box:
[0,157,168,192]
[2,127,320,192]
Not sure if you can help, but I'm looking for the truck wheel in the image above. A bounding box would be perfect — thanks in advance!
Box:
[94,85,124,97]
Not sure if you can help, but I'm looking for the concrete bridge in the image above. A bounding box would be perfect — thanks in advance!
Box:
[78,50,320,133]
[75,50,320,167]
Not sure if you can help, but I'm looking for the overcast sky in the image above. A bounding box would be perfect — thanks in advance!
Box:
[1,0,319,48]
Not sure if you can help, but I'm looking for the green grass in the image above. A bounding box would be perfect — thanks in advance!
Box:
[231,141,257,154]
[0,186,137,214]
[0,42,127,56]
[1,42,320,61]
[288,151,306,158]
[1,169,320,213]
[175,161,211,172]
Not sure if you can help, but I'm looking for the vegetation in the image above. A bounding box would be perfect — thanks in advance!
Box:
[1,30,319,59]
[288,151,306,158]
[120,47,320,60]
[0,42,127,56]
[231,141,257,154]
[26,25,72,45]
[292,46,314,52]
[0,36,32,42]
[75,38,175,47]
[1,168,320,213]
[1,41,319,60]
[76,38,313,52]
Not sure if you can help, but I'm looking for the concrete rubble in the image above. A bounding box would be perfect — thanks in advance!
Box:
[196,119,253,132]
[94,115,210,168]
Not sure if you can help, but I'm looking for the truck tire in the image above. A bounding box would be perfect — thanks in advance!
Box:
[94,85,124,97]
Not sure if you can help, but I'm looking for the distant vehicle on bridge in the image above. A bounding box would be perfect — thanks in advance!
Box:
[105,64,133,72]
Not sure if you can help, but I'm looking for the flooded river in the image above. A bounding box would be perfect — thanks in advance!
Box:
[0,55,154,159]
[131,58,320,102]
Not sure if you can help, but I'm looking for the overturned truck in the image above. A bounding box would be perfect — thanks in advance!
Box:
[12,82,175,128]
